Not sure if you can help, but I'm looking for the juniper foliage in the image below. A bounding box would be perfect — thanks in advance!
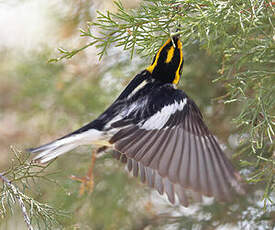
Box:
[0,147,65,229]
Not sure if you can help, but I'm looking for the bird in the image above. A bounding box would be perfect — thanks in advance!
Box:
[28,35,244,206]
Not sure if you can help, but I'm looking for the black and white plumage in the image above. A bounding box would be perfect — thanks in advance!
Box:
[29,36,244,206]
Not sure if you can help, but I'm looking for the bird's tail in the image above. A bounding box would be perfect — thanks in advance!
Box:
[28,128,104,163]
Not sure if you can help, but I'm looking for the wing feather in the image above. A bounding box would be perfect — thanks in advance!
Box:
[127,158,132,171]
[205,135,229,200]
[109,125,138,143]
[164,178,175,204]
[132,159,139,177]
[109,87,243,205]
[194,122,211,196]
[145,167,155,188]
[179,116,191,188]
[155,172,164,195]
[175,184,189,206]
[116,129,147,157]
[139,162,146,183]
[132,132,157,161]
[158,127,178,177]
[168,125,184,183]
[146,130,170,169]
[149,128,173,170]
[140,130,167,167]
[189,119,200,191]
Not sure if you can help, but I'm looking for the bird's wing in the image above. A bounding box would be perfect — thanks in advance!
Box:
[109,85,243,206]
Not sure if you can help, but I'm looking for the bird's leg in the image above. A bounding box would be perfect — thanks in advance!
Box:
[70,147,107,195]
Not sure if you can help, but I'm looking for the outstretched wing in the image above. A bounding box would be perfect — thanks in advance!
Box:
[109,84,243,206]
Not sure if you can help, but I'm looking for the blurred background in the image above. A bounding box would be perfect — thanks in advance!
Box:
[0,0,274,229]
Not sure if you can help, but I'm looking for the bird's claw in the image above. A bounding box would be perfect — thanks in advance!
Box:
[70,174,94,195]
[70,150,97,195]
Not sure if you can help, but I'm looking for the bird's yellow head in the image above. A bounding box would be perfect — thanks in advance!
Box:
[146,36,183,84]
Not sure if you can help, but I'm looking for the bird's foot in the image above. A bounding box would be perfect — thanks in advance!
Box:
[70,150,97,195]
[70,174,94,195]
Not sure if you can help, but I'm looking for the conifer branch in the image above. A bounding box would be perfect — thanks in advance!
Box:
[0,173,33,230]
[0,147,65,229]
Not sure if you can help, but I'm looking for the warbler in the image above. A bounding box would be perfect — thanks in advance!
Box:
[29,35,243,206]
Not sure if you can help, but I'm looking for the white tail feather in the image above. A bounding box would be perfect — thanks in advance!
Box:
[34,143,78,163]
[31,129,104,163]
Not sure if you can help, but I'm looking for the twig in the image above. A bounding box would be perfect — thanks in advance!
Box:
[0,172,33,230]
